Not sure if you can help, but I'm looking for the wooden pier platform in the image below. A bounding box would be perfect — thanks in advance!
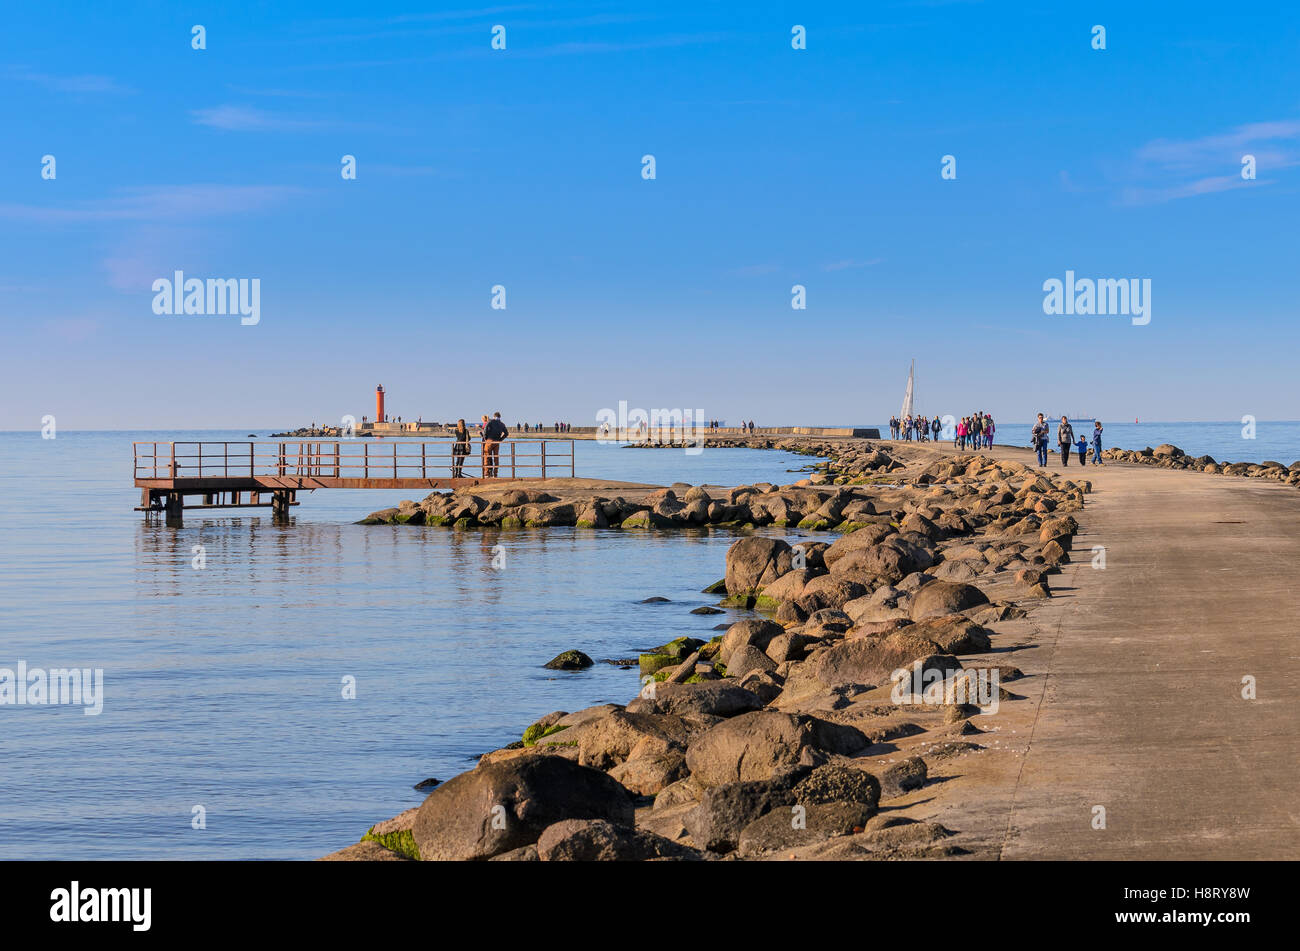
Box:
[133,439,575,526]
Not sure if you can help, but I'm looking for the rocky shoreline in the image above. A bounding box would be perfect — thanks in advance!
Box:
[358,438,906,530]
[327,439,1089,861]
[1102,443,1300,484]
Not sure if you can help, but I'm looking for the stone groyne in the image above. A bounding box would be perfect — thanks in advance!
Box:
[1104,443,1300,484]
[329,441,1087,861]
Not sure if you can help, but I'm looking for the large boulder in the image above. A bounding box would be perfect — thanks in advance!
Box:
[533,709,692,770]
[537,819,701,861]
[906,615,992,654]
[412,757,634,860]
[822,525,896,569]
[625,680,764,718]
[543,649,593,670]
[776,632,962,708]
[682,770,808,852]
[736,801,874,857]
[796,575,869,612]
[727,644,778,680]
[724,537,794,596]
[606,735,688,796]
[909,580,990,620]
[899,512,941,540]
[757,568,818,604]
[791,764,881,809]
[684,711,868,787]
[829,545,912,584]
[719,619,785,665]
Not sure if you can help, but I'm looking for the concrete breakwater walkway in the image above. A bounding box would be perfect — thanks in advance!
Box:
[941,445,1300,859]
[338,439,1298,860]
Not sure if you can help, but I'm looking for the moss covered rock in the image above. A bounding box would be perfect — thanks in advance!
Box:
[360,826,421,861]
[639,653,676,676]
[651,636,705,660]
[544,650,594,671]
[522,723,570,747]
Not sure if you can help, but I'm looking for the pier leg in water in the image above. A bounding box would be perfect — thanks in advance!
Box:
[271,491,291,525]
[164,492,183,528]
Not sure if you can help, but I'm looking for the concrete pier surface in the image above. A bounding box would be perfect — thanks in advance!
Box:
[871,443,1300,859]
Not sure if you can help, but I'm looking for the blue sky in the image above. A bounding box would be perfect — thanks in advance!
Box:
[1,0,1298,428]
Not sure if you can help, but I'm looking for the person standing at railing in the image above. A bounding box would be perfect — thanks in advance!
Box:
[452,419,471,478]
[483,412,508,478]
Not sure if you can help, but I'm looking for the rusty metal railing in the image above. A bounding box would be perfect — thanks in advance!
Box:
[132,439,576,482]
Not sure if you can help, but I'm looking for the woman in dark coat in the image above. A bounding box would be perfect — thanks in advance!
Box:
[1057,416,1075,467]
[451,419,470,478]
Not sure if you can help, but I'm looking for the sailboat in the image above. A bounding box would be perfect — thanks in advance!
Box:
[900,359,915,420]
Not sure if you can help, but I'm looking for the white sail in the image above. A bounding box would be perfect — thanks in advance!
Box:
[900,360,915,419]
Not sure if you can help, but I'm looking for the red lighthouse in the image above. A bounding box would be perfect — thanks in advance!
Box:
[375,385,386,423]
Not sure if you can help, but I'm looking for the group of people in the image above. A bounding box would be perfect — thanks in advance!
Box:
[705,420,757,432]
[955,412,995,451]
[889,415,940,441]
[888,409,1106,469]
[888,412,996,450]
[1031,415,1104,467]
[450,413,510,478]
[515,421,571,433]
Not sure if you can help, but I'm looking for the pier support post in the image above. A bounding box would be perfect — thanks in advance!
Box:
[165,492,184,528]
[271,490,291,525]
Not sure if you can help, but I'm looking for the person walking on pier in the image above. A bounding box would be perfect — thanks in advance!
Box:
[1091,420,1105,466]
[1057,416,1075,467]
[483,413,508,477]
[1031,413,1049,466]
[452,419,471,478]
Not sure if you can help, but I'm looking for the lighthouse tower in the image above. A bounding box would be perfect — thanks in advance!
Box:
[375,385,386,423]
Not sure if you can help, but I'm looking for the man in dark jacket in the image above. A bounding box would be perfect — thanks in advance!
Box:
[483,412,508,477]
[1057,416,1074,467]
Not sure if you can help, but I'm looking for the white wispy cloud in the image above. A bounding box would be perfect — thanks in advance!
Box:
[6,66,130,94]
[190,105,334,132]
[1137,120,1300,170]
[1122,118,1300,204]
[0,185,303,224]
[1120,175,1258,207]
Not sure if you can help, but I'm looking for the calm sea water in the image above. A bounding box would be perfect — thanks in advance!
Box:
[0,430,823,860]
[2,422,1292,860]
[865,421,1300,465]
